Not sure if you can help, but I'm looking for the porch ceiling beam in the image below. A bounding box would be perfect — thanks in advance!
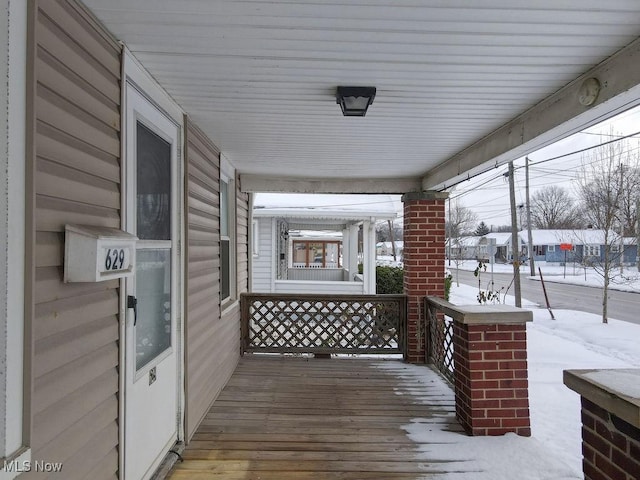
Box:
[422,35,640,191]
[240,174,422,194]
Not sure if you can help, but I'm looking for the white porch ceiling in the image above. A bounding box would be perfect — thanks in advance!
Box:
[84,0,640,190]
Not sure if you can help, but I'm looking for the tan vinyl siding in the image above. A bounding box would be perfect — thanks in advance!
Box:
[24,1,121,479]
[184,120,240,441]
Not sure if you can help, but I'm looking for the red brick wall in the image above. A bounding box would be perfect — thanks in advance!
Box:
[402,196,446,363]
[581,397,640,480]
[453,322,531,436]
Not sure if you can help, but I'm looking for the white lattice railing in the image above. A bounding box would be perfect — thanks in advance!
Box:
[424,297,455,384]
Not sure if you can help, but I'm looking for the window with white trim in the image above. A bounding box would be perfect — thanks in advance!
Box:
[547,245,555,252]
[220,165,236,305]
[584,245,600,257]
[292,240,342,268]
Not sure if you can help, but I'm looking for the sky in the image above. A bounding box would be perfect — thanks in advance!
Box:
[451,104,640,229]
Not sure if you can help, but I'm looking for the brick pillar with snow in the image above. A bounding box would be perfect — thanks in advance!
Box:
[564,368,640,480]
[402,191,448,364]
[454,317,532,436]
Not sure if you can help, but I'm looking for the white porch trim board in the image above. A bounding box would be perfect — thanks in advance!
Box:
[0,0,28,474]
[273,280,364,295]
[363,220,377,295]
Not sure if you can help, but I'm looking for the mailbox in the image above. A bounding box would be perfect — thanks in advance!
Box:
[64,224,137,282]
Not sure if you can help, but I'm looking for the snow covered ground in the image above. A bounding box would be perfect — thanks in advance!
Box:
[387,282,640,479]
[448,259,640,292]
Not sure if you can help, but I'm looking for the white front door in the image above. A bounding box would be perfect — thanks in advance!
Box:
[124,82,181,480]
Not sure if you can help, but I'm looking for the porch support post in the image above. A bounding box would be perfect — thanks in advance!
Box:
[362,219,376,294]
[402,191,448,363]
[342,226,350,280]
[348,224,359,281]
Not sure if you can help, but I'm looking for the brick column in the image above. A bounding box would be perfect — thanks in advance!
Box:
[453,320,531,436]
[402,191,448,364]
[564,368,640,480]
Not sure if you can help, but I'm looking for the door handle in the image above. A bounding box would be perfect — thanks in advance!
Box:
[127,295,138,326]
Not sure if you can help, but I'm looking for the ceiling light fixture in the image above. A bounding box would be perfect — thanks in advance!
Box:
[336,86,376,116]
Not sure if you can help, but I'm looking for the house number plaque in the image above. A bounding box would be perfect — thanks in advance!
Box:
[102,247,131,273]
[64,224,137,282]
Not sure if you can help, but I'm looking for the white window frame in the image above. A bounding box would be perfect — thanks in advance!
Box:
[0,1,30,474]
[120,48,187,476]
[220,156,236,309]
[585,244,600,257]
[547,245,555,252]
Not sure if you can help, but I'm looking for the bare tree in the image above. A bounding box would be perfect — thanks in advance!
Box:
[446,202,477,239]
[617,165,640,236]
[575,137,635,323]
[446,202,478,285]
[376,221,403,243]
[530,186,582,229]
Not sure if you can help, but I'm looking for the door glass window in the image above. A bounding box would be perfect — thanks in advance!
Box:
[137,122,171,240]
[136,249,171,370]
[135,120,172,371]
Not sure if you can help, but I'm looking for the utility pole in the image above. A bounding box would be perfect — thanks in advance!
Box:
[620,164,624,275]
[525,156,535,276]
[447,194,451,266]
[509,162,522,307]
[636,197,640,272]
[388,219,397,262]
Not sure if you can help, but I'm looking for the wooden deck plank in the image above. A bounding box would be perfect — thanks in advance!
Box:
[169,472,449,480]
[169,356,469,480]
[180,450,448,462]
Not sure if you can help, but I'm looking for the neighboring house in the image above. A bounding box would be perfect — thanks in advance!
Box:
[482,232,520,263]
[376,241,404,257]
[446,236,481,260]
[527,229,638,265]
[252,193,398,294]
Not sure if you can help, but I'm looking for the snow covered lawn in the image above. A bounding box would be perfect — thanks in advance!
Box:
[449,259,640,292]
[392,283,640,478]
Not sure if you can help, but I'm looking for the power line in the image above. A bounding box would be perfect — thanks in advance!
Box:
[527,129,640,167]
[441,128,640,192]
[578,131,640,139]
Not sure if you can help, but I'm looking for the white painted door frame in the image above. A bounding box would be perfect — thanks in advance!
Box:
[120,50,185,480]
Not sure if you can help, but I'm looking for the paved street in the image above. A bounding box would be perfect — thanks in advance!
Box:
[450,268,640,325]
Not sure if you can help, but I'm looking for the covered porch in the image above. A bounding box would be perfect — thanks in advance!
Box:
[4,2,640,480]
[167,293,540,479]
[252,193,399,295]
[169,355,466,480]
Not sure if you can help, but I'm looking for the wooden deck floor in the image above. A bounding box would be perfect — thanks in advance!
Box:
[169,355,469,480]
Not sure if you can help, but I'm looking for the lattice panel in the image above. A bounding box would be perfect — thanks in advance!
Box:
[245,296,405,354]
[427,306,454,384]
